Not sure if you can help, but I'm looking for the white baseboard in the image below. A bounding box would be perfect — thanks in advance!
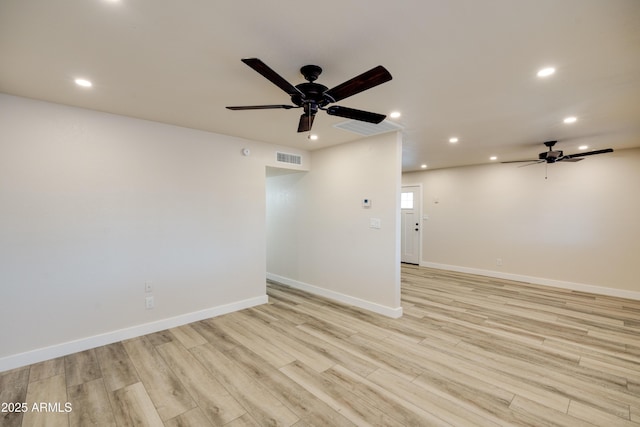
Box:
[267,273,403,319]
[0,295,268,373]
[421,261,640,301]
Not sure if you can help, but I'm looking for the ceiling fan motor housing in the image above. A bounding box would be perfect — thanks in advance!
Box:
[540,150,563,162]
[292,65,335,115]
[291,81,329,114]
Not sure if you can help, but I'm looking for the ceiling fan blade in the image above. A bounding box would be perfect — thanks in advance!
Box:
[226,104,296,110]
[324,65,392,103]
[297,113,315,132]
[501,160,539,163]
[326,105,386,123]
[557,157,584,162]
[241,58,305,98]
[562,148,614,159]
[517,160,545,167]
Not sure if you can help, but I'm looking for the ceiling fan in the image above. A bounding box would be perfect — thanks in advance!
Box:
[226,58,392,132]
[503,140,614,166]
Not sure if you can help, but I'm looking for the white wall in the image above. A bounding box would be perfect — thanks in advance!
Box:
[267,132,403,317]
[0,94,309,371]
[403,148,640,297]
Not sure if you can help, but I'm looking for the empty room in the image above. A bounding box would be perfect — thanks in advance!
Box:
[1,1,639,426]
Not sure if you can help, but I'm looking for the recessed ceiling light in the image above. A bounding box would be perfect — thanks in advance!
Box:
[421,164,427,169]
[563,116,577,124]
[490,156,497,161]
[389,111,401,119]
[308,134,318,141]
[578,145,588,150]
[537,67,556,78]
[74,78,92,87]
[449,137,458,143]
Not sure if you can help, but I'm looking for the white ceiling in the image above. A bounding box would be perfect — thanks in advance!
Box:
[1,0,639,171]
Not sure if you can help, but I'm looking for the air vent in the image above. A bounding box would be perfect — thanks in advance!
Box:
[333,119,403,136]
[276,152,302,165]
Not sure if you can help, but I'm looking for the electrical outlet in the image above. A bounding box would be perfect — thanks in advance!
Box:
[145,296,154,309]
[145,281,153,293]
[496,258,503,266]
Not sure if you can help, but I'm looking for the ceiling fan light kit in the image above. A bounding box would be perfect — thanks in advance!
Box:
[226,58,392,133]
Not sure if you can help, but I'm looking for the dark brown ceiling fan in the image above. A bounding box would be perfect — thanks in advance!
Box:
[226,58,392,132]
[502,140,613,166]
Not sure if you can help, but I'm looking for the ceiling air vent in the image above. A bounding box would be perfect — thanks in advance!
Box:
[276,152,302,165]
[333,119,403,136]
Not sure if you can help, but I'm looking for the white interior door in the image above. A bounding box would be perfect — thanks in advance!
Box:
[401,185,421,264]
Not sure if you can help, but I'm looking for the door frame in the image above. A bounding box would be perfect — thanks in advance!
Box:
[401,184,423,265]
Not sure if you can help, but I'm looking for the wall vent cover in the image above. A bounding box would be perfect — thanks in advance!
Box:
[333,119,403,136]
[276,152,302,165]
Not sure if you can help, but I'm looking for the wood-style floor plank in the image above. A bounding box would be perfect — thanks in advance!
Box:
[189,342,299,426]
[323,364,456,426]
[163,407,213,427]
[64,349,101,388]
[225,345,355,427]
[109,382,164,427]
[279,360,406,427]
[95,342,140,392]
[27,358,64,384]
[122,337,196,421]
[2,264,639,426]
[154,341,246,425]
[210,315,297,369]
[0,367,30,427]
[168,325,207,349]
[67,377,116,427]
[21,374,69,427]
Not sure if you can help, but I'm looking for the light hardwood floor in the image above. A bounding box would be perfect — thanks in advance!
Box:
[1,265,639,426]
